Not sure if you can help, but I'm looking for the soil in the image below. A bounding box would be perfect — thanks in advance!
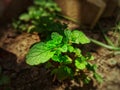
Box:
[0,18,120,90]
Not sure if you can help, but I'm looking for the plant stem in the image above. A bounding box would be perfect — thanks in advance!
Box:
[98,24,115,46]
[102,31,115,47]
[90,38,120,51]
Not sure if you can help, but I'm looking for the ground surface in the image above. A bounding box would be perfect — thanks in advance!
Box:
[0,18,120,90]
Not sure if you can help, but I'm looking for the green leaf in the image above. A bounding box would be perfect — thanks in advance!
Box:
[62,55,72,64]
[19,13,30,21]
[71,30,90,44]
[34,0,61,12]
[83,77,91,84]
[67,45,74,52]
[27,25,35,33]
[51,66,73,80]
[73,48,81,56]
[75,57,88,70]
[52,54,72,64]
[86,53,94,60]
[64,30,90,44]
[26,42,55,65]
[93,73,103,83]
[89,55,94,60]
[46,32,63,48]
[46,40,58,48]
[52,54,61,62]
[34,0,41,5]
[28,6,46,19]
[87,63,97,72]
[51,32,63,44]
[12,20,21,29]
[75,60,86,70]
[64,29,72,43]
[58,44,68,52]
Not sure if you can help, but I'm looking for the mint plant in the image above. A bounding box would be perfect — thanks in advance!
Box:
[12,0,102,84]
[12,0,61,33]
[26,29,102,83]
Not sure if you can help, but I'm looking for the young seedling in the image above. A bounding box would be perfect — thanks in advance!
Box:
[26,29,102,83]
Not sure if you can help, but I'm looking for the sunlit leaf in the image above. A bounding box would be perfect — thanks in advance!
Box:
[19,13,30,21]
[71,30,90,44]
[75,57,87,70]
[26,42,55,65]
[64,30,90,44]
